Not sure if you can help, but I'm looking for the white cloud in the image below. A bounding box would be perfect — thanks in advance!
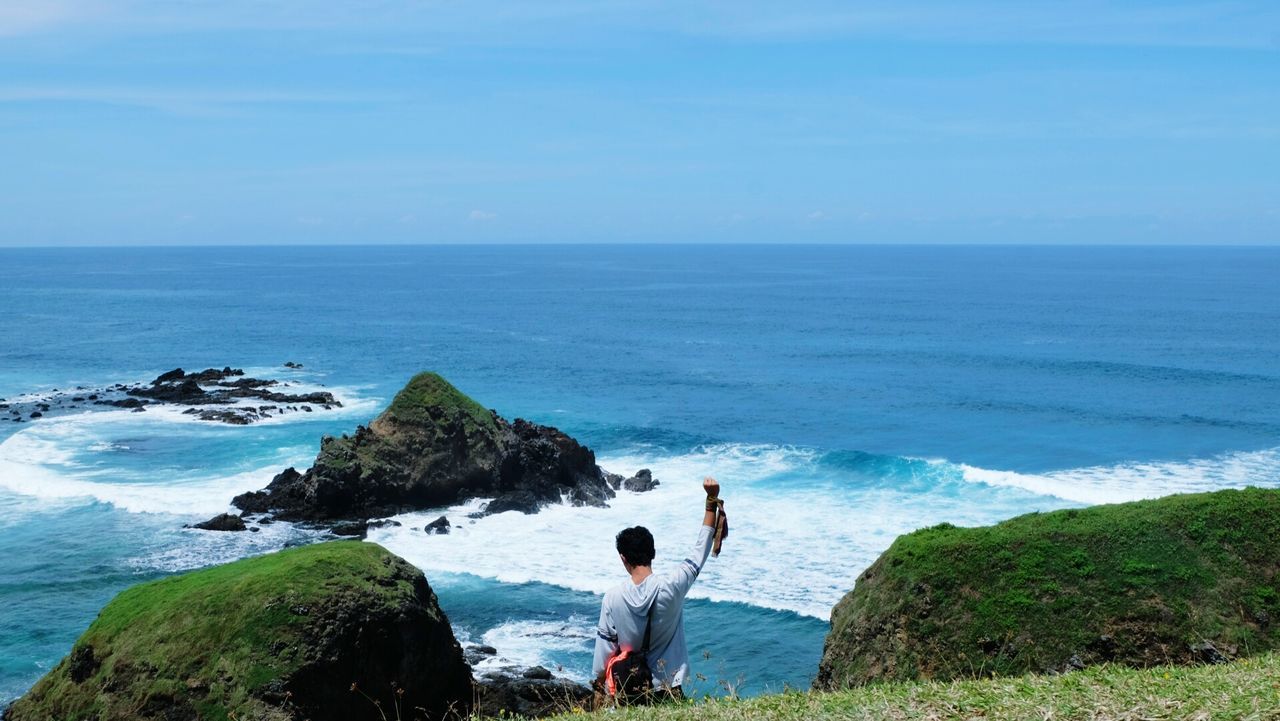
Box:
[0,0,102,36]
[469,210,497,222]
[807,210,828,221]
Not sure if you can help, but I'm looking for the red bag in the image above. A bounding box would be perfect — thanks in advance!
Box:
[604,600,656,702]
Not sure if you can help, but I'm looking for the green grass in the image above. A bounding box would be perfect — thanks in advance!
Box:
[7,542,422,721]
[542,652,1280,721]
[818,487,1280,688]
[383,372,499,433]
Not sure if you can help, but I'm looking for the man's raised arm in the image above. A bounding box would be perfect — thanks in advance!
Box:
[670,477,721,596]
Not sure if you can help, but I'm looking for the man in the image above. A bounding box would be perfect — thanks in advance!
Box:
[591,476,724,703]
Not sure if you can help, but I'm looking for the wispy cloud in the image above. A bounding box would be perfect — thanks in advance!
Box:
[4,1,1277,50]
[0,86,398,114]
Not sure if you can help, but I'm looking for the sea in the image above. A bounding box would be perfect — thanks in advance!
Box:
[1,244,1278,706]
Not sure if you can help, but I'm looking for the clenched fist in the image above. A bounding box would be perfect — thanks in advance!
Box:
[703,476,720,498]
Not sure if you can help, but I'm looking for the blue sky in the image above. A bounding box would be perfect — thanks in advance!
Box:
[0,1,1277,245]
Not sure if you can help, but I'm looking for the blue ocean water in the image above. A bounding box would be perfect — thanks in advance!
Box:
[1,244,1279,706]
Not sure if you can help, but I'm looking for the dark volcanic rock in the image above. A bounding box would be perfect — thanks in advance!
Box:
[474,673,592,718]
[1190,640,1229,664]
[154,368,186,383]
[522,666,553,680]
[129,378,215,404]
[218,377,278,389]
[485,491,542,515]
[191,409,253,424]
[622,468,659,493]
[424,515,451,535]
[66,645,99,683]
[186,367,243,383]
[105,367,342,425]
[331,520,369,537]
[231,372,616,522]
[188,513,247,532]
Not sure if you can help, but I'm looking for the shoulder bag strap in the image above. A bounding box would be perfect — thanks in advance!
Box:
[640,596,657,654]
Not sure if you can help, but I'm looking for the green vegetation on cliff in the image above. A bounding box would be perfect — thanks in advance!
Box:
[6,541,471,721]
[384,371,499,434]
[544,652,1280,721]
[817,487,1280,688]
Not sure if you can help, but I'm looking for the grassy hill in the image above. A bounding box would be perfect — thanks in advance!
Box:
[544,651,1280,721]
[817,487,1280,688]
[4,542,471,721]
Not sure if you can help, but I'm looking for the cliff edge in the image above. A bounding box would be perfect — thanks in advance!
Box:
[816,487,1280,689]
[3,542,472,721]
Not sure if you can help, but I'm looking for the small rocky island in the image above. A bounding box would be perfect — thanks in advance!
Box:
[225,372,656,531]
[1,364,339,425]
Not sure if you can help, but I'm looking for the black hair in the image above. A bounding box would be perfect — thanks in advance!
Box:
[615,526,655,567]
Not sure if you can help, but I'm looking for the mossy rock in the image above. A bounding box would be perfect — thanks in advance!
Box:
[381,372,500,435]
[816,487,1280,689]
[4,542,472,721]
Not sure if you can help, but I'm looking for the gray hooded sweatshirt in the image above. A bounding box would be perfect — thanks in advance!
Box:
[591,523,716,690]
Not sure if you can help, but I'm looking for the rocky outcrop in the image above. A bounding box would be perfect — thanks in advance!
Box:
[815,487,1280,690]
[3,366,341,425]
[129,367,340,421]
[232,372,652,523]
[606,468,659,493]
[188,512,247,531]
[462,644,592,717]
[473,671,592,718]
[623,469,658,492]
[3,542,473,721]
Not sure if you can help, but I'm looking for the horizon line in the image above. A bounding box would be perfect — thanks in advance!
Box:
[3,241,1280,250]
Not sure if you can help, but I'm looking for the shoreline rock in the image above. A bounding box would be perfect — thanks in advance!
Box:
[462,643,592,717]
[187,513,247,532]
[230,372,657,527]
[3,366,342,426]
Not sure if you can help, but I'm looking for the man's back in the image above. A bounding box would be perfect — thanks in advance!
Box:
[592,523,714,689]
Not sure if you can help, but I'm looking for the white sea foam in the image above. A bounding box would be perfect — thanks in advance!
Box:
[467,617,597,682]
[8,383,1278,620]
[0,442,279,515]
[0,378,379,515]
[954,447,1280,505]
[125,524,330,573]
[372,442,1280,619]
[372,444,1028,619]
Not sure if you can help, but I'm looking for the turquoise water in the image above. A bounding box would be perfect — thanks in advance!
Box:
[2,245,1279,704]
